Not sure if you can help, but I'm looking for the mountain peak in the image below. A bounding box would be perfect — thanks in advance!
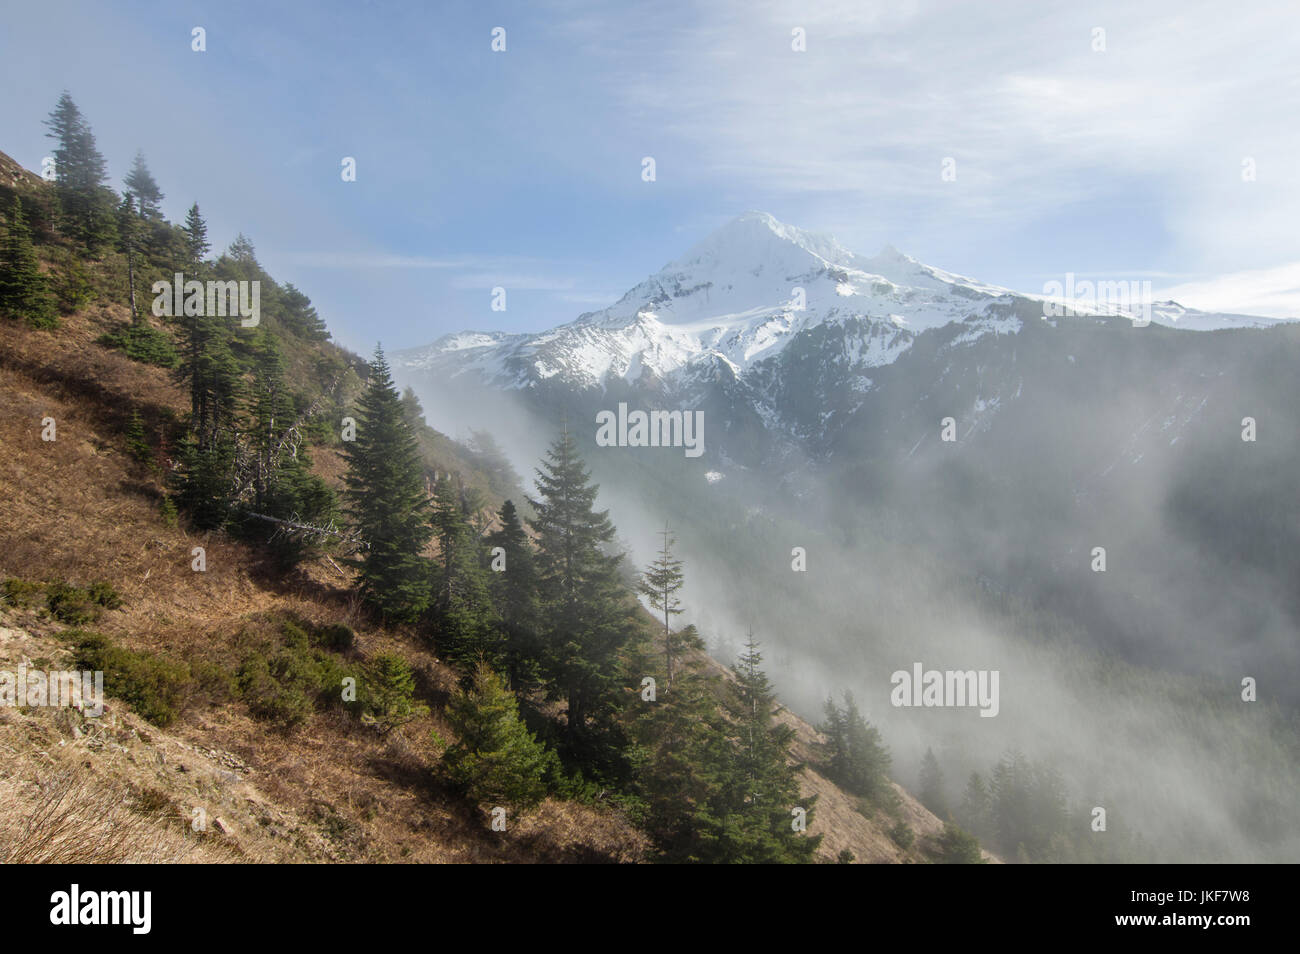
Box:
[667,211,855,274]
[873,243,912,263]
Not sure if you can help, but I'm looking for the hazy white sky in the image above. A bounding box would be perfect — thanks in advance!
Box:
[2,0,1297,352]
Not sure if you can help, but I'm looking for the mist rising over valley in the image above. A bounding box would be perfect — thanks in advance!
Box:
[396,214,1300,862]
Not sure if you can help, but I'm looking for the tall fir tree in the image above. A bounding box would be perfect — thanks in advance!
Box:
[174,432,237,530]
[115,192,142,319]
[0,198,56,327]
[712,635,821,863]
[171,284,242,532]
[638,525,685,685]
[430,474,499,671]
[226,232,258,267]
[169,215,244,529]
[958,770,993,840]
[234,327,338,564]
[123,151,164,219]
[280,283,329,340]
[43,92,115,249]
[182,203,209,265]
[341,346,432,622]
[919,747,948,819]
[485,499,542,692]
[818,691,892,803]
[627,650,733,861]
[526,428,635,754]
[245,329,295,508]
[175,303,242,453]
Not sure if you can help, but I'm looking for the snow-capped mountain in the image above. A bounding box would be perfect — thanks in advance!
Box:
[393,213,1300,707]
[399,211,1022,390]
[395,211,1291,456]
[399,210,1283,384]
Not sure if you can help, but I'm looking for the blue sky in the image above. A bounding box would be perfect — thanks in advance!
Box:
[3,0,1299,353]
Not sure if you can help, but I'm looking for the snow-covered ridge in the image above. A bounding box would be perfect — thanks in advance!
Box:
[395,211,1291,392]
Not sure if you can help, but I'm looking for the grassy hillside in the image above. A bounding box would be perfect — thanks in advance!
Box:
[0,145,977,864]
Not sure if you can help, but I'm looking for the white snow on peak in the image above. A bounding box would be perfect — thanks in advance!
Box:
[395,212,1293,392]
[665,210,856,274]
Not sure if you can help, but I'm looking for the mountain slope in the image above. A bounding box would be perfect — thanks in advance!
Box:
[397,211,1288,452]
[392,211,1300,865]
[0,153,964,864]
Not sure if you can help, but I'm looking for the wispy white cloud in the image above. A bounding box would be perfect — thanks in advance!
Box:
[279,251,471,269]
[449,272,579,292]
[557,290,622,306]
[1158,262,1300,318]
[278,252,586,290]
[559,0,1300,279]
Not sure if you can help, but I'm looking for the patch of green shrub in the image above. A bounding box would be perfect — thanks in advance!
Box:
[935,822,985,864]
[235,629,352,729]
[280,619,310,650]
[190,659,238,705]
[237,653,314,728]
[70,630,193,727]
[43,580,122,623]
[46,582,99,624]
[87,581,123,609]
[889,821,915,850]
[314,622,355,653]
[359,652,426,731]
[99,320,178,369]
[1,578,44,608]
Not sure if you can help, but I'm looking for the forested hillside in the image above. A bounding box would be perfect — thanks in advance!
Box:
[0,96,985,864]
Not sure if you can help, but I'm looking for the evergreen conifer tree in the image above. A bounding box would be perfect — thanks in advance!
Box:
[246,329,293,508]
[936,821,985,863]
[430,475,499,671]
[280,283,329,340]
[166,231,241,529]
[442,661,556,811]
[526,428,634,750]
[0,198,56,327]
[123,151,164,219]
[628,652,732,861]
[818,691,892,803]
[919,747,948,819]
[182,203,209,265]
[125,408,150,463]
[485,499,542,692]
[227,232,258,268]
[638,525,685,685]
[958,770,993,839]
[341,347,433,622]
[361,653,427,731]
[713,636,821,863]
[43,93,115,249]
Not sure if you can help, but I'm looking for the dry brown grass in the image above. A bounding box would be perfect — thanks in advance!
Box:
[0,770,228,864]
[0,312,650,863]
[0,300,960,865]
